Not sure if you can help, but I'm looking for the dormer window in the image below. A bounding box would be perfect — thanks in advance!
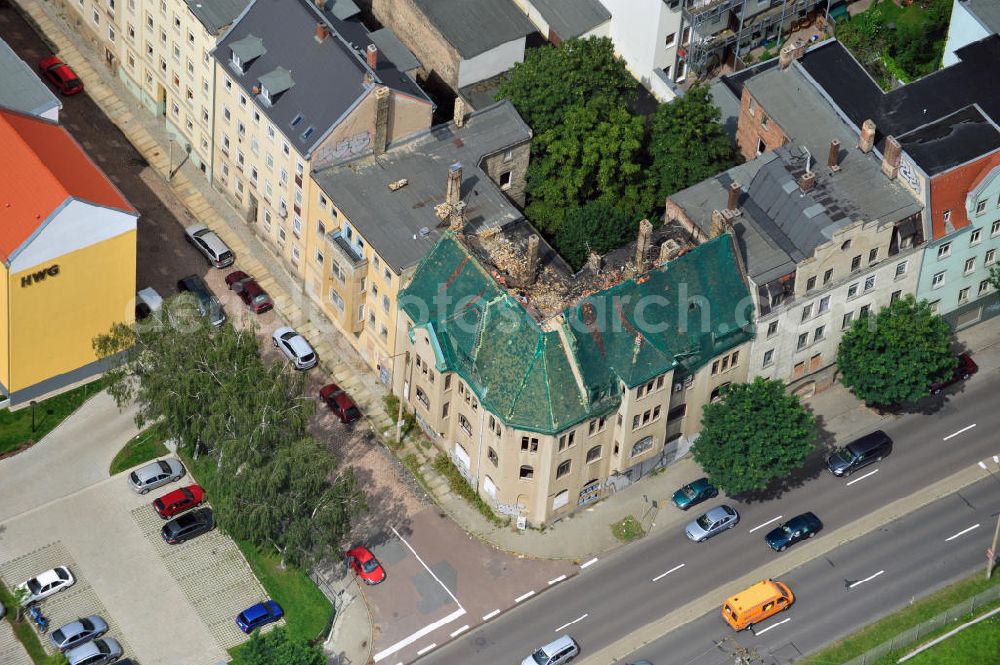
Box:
[257,67,294,106]
[228,34,265,74]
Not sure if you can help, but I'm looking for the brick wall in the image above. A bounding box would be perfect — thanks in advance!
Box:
[371,0,462,88]
[480,141,530,206]
[735,87,789,161]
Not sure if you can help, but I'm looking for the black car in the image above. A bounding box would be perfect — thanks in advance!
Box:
[765,512,823,552]
[161,507,214,544]
[826,430,892,477]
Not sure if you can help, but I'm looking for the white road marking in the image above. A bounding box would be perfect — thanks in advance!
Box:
[981,461,989,470]
[652,563,686,582]
[515,590,536,603]
[548,574,567,585]
[749,516,783,533]
[994,455,999,464]
[943,424,976,441]
[373,608,466,662]
[846,469,879,486]
[580,557,599,569]
[450,625,469,638]
[754,617,791,635]
[416,643,437,656]
[483,609,501,621]
[554,613,589,633]
[390,526,463,608]
[848,570,885,589]
[946,523,981,542]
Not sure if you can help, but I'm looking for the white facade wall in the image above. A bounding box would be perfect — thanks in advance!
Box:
[599,0,684,100]
[943,0,990,67]
[457,38,526,88]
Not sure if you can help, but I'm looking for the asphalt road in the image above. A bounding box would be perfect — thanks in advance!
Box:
[420,367,1000,665]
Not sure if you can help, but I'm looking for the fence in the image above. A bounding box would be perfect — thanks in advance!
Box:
[842,582,1000,665]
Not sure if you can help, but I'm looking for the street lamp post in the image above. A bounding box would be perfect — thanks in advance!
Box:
[30,400,37,434]
[987,510,1000,580]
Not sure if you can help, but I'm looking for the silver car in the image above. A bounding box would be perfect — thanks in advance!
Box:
[16,566,74,604]
[51,615,108,652]
[127,458,185,494]
[65,637,122,665]
[271,326,318,370]
[685,504,740,542]
[185,223,234,268]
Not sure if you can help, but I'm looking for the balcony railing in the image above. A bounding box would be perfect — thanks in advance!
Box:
[327,230,366,268]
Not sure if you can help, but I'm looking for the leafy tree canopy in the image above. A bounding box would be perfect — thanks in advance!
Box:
[837,294,956,406]
[240,627,325,665]
[692,377,816,495]
[554,201,641,271]
[496,37,637,135]
[648,83,740,198]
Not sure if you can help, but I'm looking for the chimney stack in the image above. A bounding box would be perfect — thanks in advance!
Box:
[453,97,467,128]
[524,234,540,285]
[799,171,816,192]
[710,210,729,238]
[827,139,841,169]
[587,251,602,274]
[446,163,462,207]
[881,135,901,180]
[313,0,323,8]
[366,44,379,71]
[448,200,466,232]
[727,182,741,211]
[315,23,329,43]
[778,41,807,69]
[858,119,876,153]
[635,219,652,272]
[372,86,391,156]
[658,241,673,265]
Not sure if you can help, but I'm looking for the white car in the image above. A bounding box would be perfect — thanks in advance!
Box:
[271,326,318,370]
[184,223,234,268]
[17,566,74,604]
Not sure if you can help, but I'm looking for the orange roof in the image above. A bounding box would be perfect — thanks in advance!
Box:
[0,109,134,262]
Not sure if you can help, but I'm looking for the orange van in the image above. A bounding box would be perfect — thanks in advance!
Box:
[721,579,794,630]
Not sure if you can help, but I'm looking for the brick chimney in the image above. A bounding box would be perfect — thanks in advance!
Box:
[315,23,329,43]
[658,241,673,265]
[448,200,466,232]
[366,44,379,70]
[313,0,324,8]
[827,139,841,169]
[778,41,806,69]
[858,119,876,153]
[800,171,816,192]
[710,210,729,238]
[727,182,741,211]
[881,135,901,180]
[587,251,602,274]
[524,234,540,285]
[453,97,467,128]
[446,163,462,207]
[372,86,391,156]
[635,219,652,272]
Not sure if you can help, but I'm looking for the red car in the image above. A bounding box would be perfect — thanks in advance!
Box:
[153,484,205,519]
[225,270,273,314]
[345,546,385,585]
[320,383,361,423]
[930,353,977,395]
[39,56,84,95]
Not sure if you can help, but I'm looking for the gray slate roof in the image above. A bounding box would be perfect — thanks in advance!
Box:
[369,28,421,72]
[414,0,536,58]
[963,0,1000,34]
[185,0,250,34]
[0,39,60,119]
[315,0,360,20]
[215,0,429,157]
[528,0,610,40]
[311,101,531,272]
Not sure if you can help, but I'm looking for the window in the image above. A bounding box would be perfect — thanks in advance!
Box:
[806,276,816,291]
[860,304,871,317]
[976,199,987,215]
[444,375,452,391]
[979,279,991,295]
[586,445,602,464]
[382,295,390,313]
[520,437,538,453]
[441,401,450,418]
[667,404,686,421]
[767,321,779,337]
[970,229,982,245]
[932,271,945,289]
[711,360,719,375]
[415,386,429,409]
[841,239,852,251]
[756,138,766,155]
[890,289,902,304]
[488,447,498,466]
[895,261,907,279]
[929,300,940,314]
[519,465,533,480]
[556,460,571,479]
[814,325,825,342]
[801,304,812,322]
[965,257,976,274]
[762,349,774,367]
[938,243,952,259]
[631,414,641,430]
[993,220,1000,236]
[317,220,326,236]
[818,295,830,313]
[749,99,756,116]
[499,171,512,190]
[797,333,808,350]
[958,287,970,304]
[868,248,878,264]
[842,312,853,329]
[851,255,862,272]
[558,431,576,451]
[987,249,997,266]
[292,217,302,237]
[665,32,675,47]
[458,414,471,435]
[823,268,834,285]
[863,275,876,292]
[631,436,654,457]
[314,250,324,265]
[944,210,952,224]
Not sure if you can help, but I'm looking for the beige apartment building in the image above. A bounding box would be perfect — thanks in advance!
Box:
[210,0,433,273]
[394,226,754,525]
[53,0,123,71]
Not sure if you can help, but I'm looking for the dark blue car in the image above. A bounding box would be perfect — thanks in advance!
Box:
[765,512,823,552]
[236,600,284,633]
[671,477,718,510]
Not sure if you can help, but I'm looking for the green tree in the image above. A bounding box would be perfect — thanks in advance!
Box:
[496,37,637,135]
[240,627,325,665]
[525,97,653,234]
[989,264,1000,292]
[837,294,955,406]
[835,5,886,66]
[692,378,816,495]
[554,201,640,270]
[647,83,739,199]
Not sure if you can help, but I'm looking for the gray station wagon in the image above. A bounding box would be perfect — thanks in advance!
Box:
[128,458,185,494]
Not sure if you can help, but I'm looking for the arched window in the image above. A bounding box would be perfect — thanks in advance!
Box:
[631,436,653,457]
[556,459,572,479]
[519,465,534,480]
[586,445,602,464]
[488,447,499,466]
[552,489,569,510]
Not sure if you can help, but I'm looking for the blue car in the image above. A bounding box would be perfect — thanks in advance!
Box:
[671,477,718,510]
[765,512,823,552]
[236,600,284,633]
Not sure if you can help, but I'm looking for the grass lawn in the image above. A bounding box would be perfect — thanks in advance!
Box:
[0,379,104,457]
[109,424,169,475]
[871,0,930,29]
[800,571,1000,664]
[902,610,1000,665]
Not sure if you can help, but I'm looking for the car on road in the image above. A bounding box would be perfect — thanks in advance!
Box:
[225,271,273,314]
[153,483,205,518]
[930,353,977,395]
[38,56,84,95]
[16,566,74,604]
[176,274,227,327]
[65,636,122,665]
[161,507,214,544]
[345,546,385,585]
[765,512,823,552]
[522,634,579,665]
[671,477,718,510]
[128,458,186,494]
[826,430,892,477]
[319,383,361,423]
[685,505,739,543]
[50,615,108,652]
[236,600,284,633]
[272,326,318,370]
[184,223,234,268]
[722,579,794,631]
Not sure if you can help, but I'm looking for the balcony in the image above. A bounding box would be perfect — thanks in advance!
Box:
[327,230,367,268]
[682,0,743,24]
